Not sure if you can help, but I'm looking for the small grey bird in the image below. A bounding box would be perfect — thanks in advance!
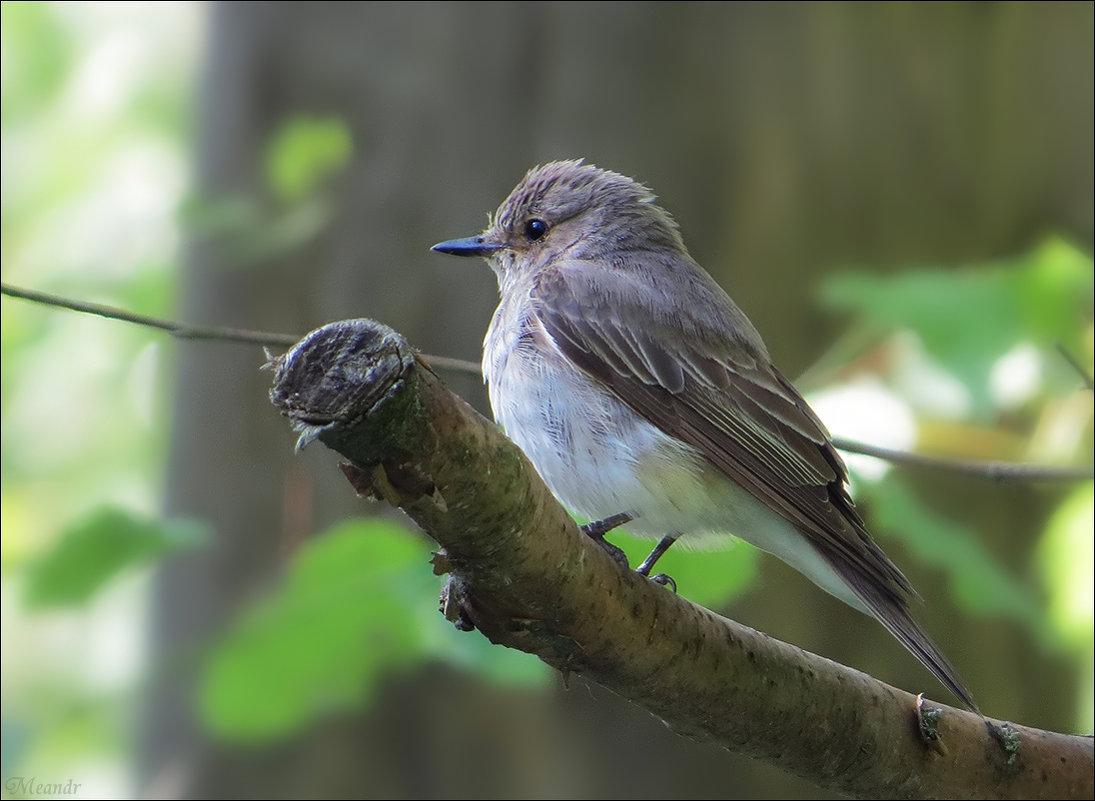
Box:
[433,160,976,711]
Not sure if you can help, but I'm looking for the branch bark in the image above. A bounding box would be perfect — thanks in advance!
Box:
[268,318,1093,800]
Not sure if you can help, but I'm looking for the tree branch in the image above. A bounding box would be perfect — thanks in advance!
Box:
[1056,341,1095,391]
[830,438,1093,482]
[1,281,301,347]
[267,318,1093,801]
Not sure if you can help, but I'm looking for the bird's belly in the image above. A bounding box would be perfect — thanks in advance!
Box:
[488,342,751,541]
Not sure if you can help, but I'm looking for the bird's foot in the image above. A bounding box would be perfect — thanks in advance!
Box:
[646,573,677,592]
[580,513,632,569]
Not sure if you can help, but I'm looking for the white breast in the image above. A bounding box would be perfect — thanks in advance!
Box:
[483,295,709,536]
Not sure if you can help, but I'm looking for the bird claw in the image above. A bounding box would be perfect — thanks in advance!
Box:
[647,572,678,593]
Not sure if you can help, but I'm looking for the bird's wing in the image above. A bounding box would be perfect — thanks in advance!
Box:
[531,262,977,710]
[531,261,904,592]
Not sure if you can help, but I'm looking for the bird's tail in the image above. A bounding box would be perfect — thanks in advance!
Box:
[835,561,979,713]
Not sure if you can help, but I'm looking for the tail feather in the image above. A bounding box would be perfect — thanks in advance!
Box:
[868,593,978,712]
[831,555,979,713]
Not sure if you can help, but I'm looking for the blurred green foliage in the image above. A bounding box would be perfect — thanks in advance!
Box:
[823,239,1093,418]
[1038,482,1095,731]
[863,474,1051,645]
[820,239,1093,730]
[23,509,206,609]
[265,116,353,203]
[201,519,436,740]
[179,115,352,267]
[0,3,73,125]
[2,4,198,795]
[200,519,547,742]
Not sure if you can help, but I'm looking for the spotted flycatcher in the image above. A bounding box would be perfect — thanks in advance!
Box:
[433,160,976,711]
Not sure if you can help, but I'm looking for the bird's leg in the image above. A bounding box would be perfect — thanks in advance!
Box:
[580,512,633,568]
[636,535,678,592]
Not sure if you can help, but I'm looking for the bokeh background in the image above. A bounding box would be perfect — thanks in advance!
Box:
[2,3,1092,798]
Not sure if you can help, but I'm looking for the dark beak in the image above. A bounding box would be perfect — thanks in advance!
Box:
[431,236,503,257]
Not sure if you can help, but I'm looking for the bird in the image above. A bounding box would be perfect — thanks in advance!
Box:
[432,159,976,711]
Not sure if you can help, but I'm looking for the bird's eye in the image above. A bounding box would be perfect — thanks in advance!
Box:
[525,219,548,241]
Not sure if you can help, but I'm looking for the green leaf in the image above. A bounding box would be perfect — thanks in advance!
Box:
[821,239,1093,417]
[0,3,73,124]
[1038,482,1095,646]
[23,508,207,608]
[264,116,352,203]
[199,518,437,741]
[1037,482,1095,732]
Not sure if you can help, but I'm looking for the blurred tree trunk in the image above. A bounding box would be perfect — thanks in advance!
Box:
[142,2,1091,798]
